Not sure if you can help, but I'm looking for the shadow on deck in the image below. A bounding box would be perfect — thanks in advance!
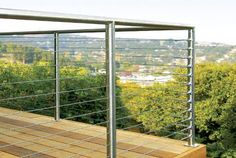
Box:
[0,107,206,158]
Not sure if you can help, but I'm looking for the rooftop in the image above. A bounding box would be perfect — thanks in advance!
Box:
[0,8,204,158]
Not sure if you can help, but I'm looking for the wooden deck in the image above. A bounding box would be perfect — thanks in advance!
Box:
[0,107,206,158]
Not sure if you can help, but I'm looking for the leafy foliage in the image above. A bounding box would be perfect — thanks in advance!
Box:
[119,81,188,137]
[119,63,236,157]
[194,63,236,157]
[0,60,132,128]
[1,41,236,157]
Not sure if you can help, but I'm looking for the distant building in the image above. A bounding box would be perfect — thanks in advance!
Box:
[118,74,173,86]
[196,56,206,63]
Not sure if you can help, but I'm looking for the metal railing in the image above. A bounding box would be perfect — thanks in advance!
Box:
[0,8,196,158]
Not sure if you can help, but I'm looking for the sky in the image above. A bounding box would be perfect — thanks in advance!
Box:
[0,0,236,45]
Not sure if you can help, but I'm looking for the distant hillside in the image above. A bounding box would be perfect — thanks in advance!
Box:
[195,42,236,63]
[0,35,235,64]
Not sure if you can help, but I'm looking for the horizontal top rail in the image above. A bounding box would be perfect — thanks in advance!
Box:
[0,27,189,35]
[0,8,194,29]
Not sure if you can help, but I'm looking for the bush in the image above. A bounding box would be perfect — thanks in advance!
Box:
[0,61,130,128]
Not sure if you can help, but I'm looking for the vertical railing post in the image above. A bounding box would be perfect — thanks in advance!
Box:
[105,22,116,158]
[54,32,60,121]
[187,28,196,146]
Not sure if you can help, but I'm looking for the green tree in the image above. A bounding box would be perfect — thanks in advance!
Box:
[119,63,236,157]
[194,63,236,157]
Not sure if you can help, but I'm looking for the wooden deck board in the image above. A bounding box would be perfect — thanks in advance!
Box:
[0,107,206,158]
[0,151,19,158]
[0,122,155,158]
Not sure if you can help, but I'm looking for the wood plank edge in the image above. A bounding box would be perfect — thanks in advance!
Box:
[174,144,206,158]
